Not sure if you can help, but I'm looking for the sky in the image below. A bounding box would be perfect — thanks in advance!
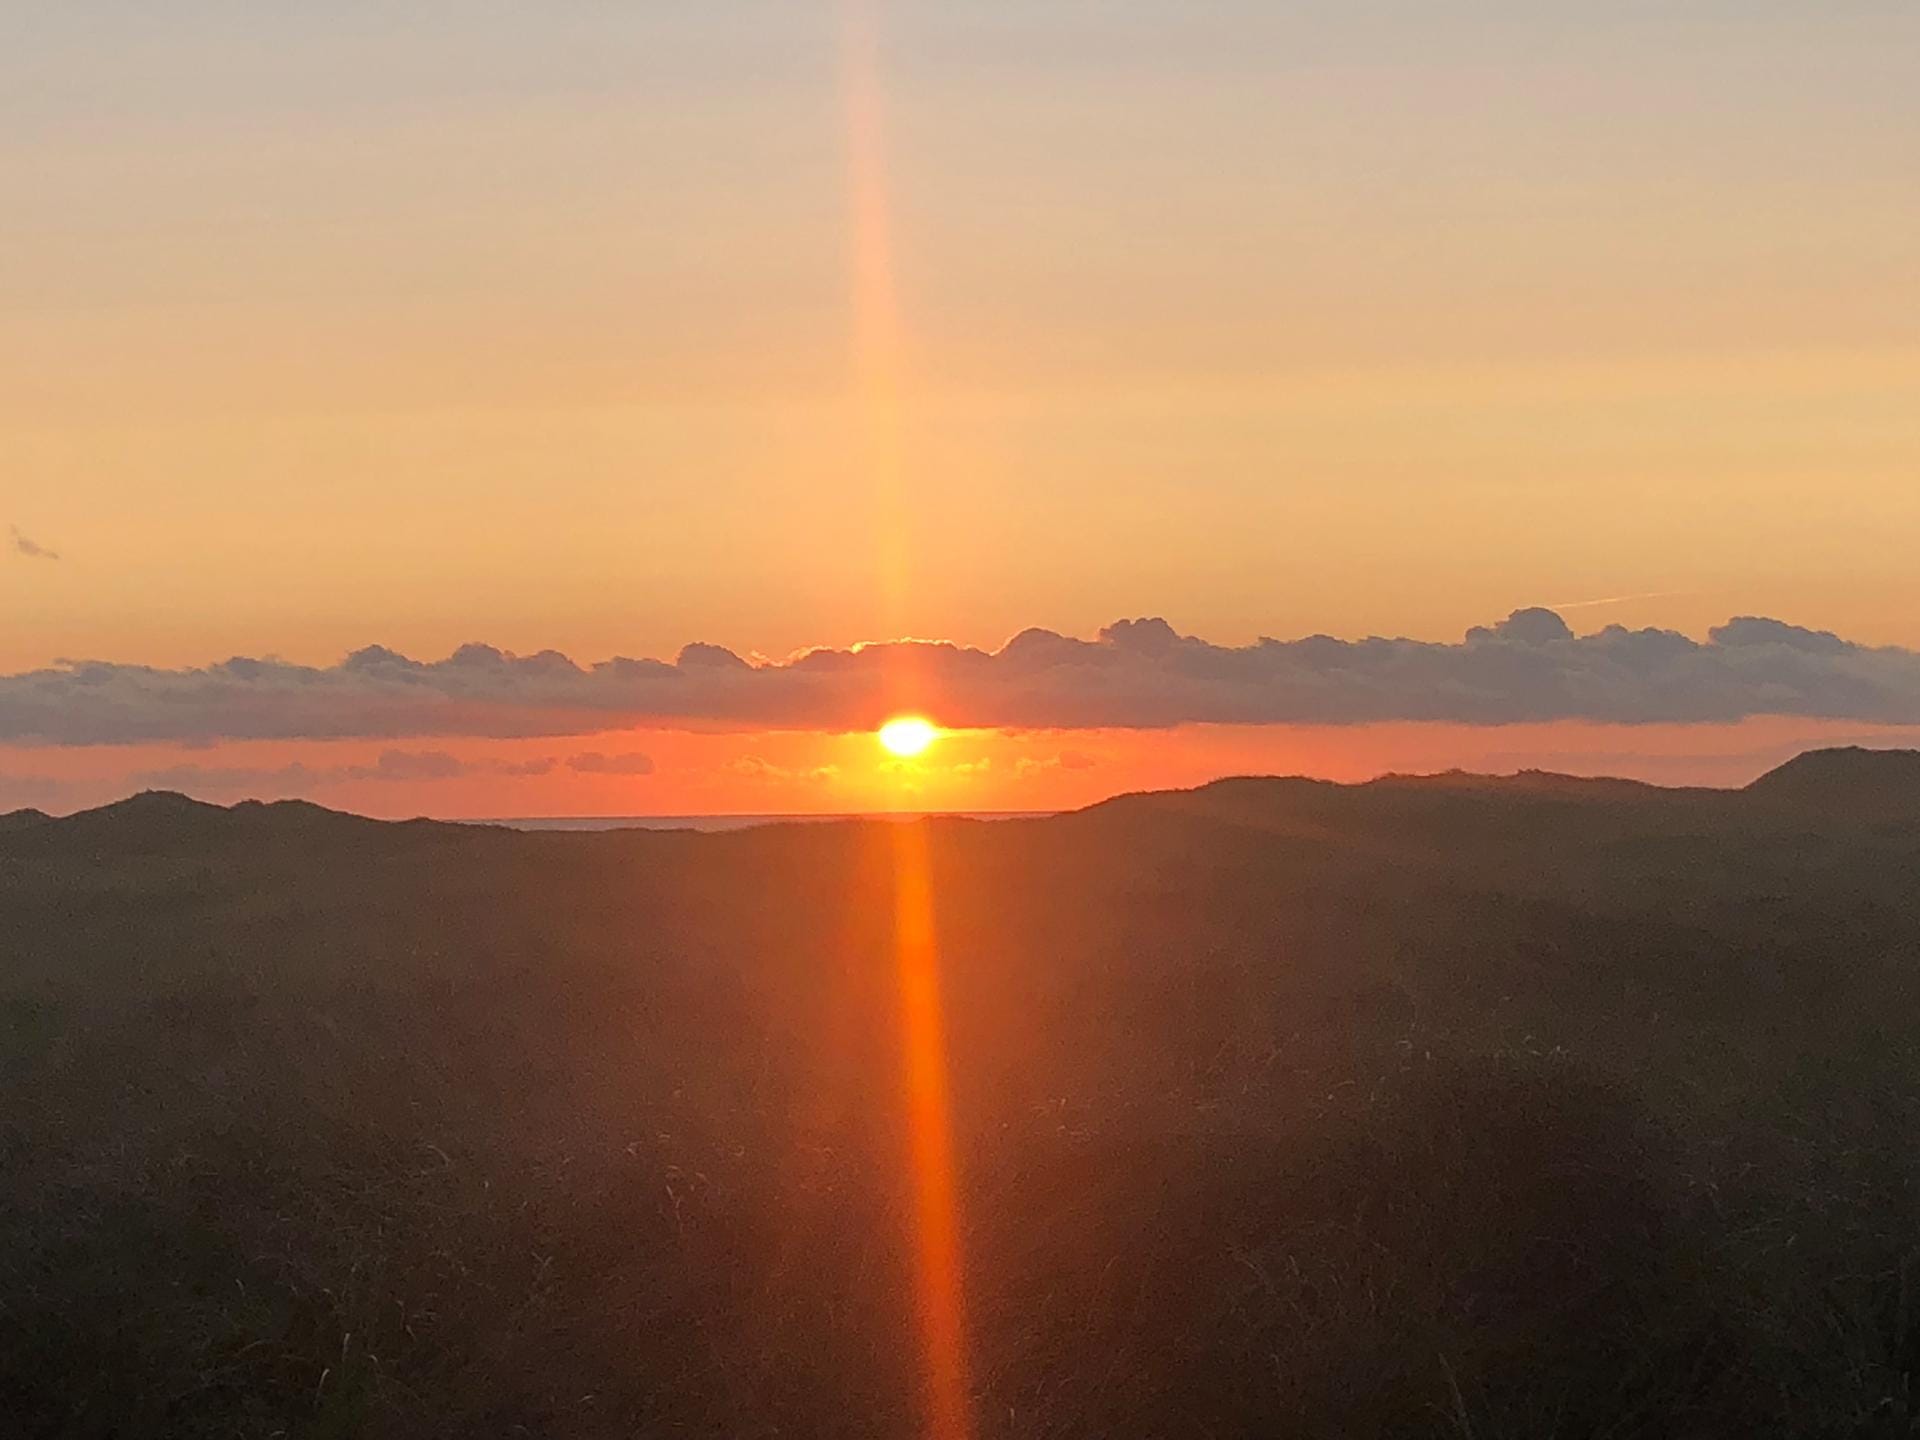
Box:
[5,2,1919,815]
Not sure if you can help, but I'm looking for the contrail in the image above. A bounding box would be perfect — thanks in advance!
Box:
[1541,589,1694,612]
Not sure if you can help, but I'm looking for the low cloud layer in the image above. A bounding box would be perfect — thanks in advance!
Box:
[127,749,551,795]
[567,751,657,776]
[6,609,1920,746]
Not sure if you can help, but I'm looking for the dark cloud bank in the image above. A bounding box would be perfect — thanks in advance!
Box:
[5,610,1919,747]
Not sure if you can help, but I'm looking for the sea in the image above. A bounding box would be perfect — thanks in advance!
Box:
[474,811,1054,833]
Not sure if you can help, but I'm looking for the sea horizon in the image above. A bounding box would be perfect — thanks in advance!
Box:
[474,809,1058,833]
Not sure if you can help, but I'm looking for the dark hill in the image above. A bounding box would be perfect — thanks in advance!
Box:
[20,789,435,866]
[6,753,1920,1437]
[47,788,233,848]
[90,787,224,821]
[1746,744,1920,818]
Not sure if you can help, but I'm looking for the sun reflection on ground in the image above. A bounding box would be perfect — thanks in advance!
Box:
[889,817,971,1440]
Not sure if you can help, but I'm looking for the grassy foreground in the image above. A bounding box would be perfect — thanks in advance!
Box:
[7,749,1920,1436]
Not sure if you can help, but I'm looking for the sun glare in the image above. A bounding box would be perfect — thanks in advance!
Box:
[879,716,939,758]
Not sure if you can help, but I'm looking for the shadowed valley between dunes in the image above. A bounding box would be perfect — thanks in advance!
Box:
[7,748,1920,1436]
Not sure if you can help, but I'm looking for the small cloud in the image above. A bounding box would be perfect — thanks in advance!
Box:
[349,749,467,782]
[118,750,535,801]
[1709,616,1849,654]
[128,761,323,797]
[1016,749,1099,779]
[729,755,837,785]
[10,526,59,561]
[1466,607,1573,646]
[495,756,557,777]
[568,750,655,776]
[134,751,474,793]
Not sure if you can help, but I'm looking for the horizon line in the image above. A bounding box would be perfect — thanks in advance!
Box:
[13,745,1918,827]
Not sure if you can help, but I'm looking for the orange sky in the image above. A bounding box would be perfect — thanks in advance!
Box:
[4,4,1919,815]
[7,716,1920,820]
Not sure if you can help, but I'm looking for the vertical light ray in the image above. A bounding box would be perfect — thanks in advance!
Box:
[839,5,972,1436]
[889,817,972,1440]
[839,0,912,632]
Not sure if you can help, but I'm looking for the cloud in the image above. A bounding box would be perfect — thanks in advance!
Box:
[567,750,655,776]
[497,756,557,777]
[345,749,466,781]
[128,762,328,796]
[8,609,1920,745]
[125,749,533,796]
[10,526,59,561]
[1016,749,1098,778]
[729,755,839,786]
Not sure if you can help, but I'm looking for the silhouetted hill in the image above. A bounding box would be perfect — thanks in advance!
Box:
[64,788,392,836]
[6,751,1920,1438]
[0,806,49,832]
[1071,764,1726,871]
[22,789,430,863]
[1747,744,1920,818]
[92,788,225,822]
[44,788,234,849]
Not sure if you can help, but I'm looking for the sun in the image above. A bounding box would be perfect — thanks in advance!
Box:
[878,716,940,758]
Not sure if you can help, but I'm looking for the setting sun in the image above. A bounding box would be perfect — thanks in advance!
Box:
[878,717,940,758]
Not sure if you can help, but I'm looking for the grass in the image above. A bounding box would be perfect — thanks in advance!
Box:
[6,759,1920,1435]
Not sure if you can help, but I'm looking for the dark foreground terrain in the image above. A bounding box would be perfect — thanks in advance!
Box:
[9,747,1920,1437]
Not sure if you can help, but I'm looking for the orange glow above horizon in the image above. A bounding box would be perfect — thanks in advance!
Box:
[16,716,1920,823]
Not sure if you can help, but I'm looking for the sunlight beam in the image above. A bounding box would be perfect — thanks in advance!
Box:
[839,5,973,1436]
[889,817,972,1440]
[839,0,912,634]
